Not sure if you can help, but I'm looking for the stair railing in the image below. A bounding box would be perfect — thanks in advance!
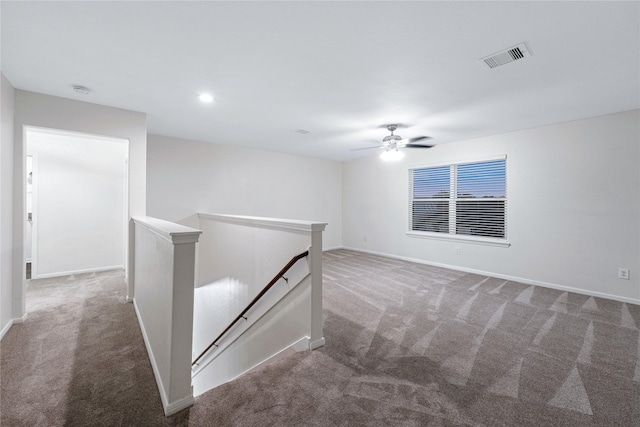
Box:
[192,250,309,367]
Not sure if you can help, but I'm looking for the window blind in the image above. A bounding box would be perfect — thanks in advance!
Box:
[410,158,507,240]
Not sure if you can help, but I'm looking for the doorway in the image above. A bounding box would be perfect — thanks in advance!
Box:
[25,128,128,281]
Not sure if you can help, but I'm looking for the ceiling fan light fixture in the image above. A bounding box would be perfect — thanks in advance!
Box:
[380,148,404,161]
[351,123,431,157]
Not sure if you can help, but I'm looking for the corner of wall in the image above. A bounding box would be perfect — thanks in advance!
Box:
[1,72,16,332]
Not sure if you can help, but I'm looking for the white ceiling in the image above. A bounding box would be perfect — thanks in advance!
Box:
[2,1,639,161]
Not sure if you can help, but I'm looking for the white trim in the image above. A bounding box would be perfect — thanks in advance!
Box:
[236,337,310,382]
[341,246,640,305]
[1,313,28,341]
[291,336,311,351]
[408,153,507,170]
[0,319,13,341]
[198,212,327,233]
[35,265,124,280]
[24,125,130,145]
[133,299,195,416]
[163,395,196,417]
[12,313,27,323]
[30,153,39,279]
[406,231,511,248]
[323,246,343,252]
[122,155,129,282]
[133,216,202,245]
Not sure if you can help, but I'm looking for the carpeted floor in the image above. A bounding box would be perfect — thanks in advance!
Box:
[1,249,639,426]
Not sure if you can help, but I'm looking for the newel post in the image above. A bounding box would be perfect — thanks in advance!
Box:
[132,216,202,416]
[309,223,326,349]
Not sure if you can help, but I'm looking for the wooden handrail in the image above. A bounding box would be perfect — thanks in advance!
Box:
[192,250,309,367]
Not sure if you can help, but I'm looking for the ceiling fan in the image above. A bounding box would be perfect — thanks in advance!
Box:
[353,124,433,160]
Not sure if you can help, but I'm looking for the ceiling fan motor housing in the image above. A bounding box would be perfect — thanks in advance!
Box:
[383,134,402,143]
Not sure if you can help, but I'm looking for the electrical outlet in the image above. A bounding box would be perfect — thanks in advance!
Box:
[363,236,367,242]
[455,247,461,255]
[618,268,630,280]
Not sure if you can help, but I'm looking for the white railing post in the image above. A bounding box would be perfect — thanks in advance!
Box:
[309,224,325,349]
[132,216,202,416]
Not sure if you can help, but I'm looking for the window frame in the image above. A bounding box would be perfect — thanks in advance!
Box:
[407,155,510,247]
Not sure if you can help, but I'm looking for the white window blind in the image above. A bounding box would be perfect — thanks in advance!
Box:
[410,158,507,240]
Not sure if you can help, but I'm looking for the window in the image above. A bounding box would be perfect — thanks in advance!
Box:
[409,157,507,244]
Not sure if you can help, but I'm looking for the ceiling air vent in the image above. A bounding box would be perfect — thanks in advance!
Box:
[481,43,531,69]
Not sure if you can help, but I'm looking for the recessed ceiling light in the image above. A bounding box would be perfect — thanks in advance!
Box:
[199,93,214,103]
[72,85,91,95]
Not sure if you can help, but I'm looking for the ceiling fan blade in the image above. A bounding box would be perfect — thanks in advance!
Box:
[404,143,434,149]
[407,136,432,143]
[350,145,383,151]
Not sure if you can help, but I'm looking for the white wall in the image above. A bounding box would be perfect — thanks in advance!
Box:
[196,214,319,289]
[343,110,640,303]
[13,90,146,316]
[27,130,127,278]
[146,134,342,249]
[1,73,15,333]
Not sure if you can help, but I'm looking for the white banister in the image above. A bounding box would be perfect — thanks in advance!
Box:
[131,216,202,416]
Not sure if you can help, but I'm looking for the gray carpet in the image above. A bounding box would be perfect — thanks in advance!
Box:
[1,249,639,426]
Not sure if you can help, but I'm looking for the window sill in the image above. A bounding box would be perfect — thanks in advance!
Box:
[406,231,511,248]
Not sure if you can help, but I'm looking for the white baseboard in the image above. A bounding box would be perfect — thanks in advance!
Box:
[292,337,310,351]
[36,265,124,280]
[341,246,640,306]
[0,314,28,341]
[133,299,194,416]
[163,394,195,417]
[216,336,312,389]
[0,319,13,341]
